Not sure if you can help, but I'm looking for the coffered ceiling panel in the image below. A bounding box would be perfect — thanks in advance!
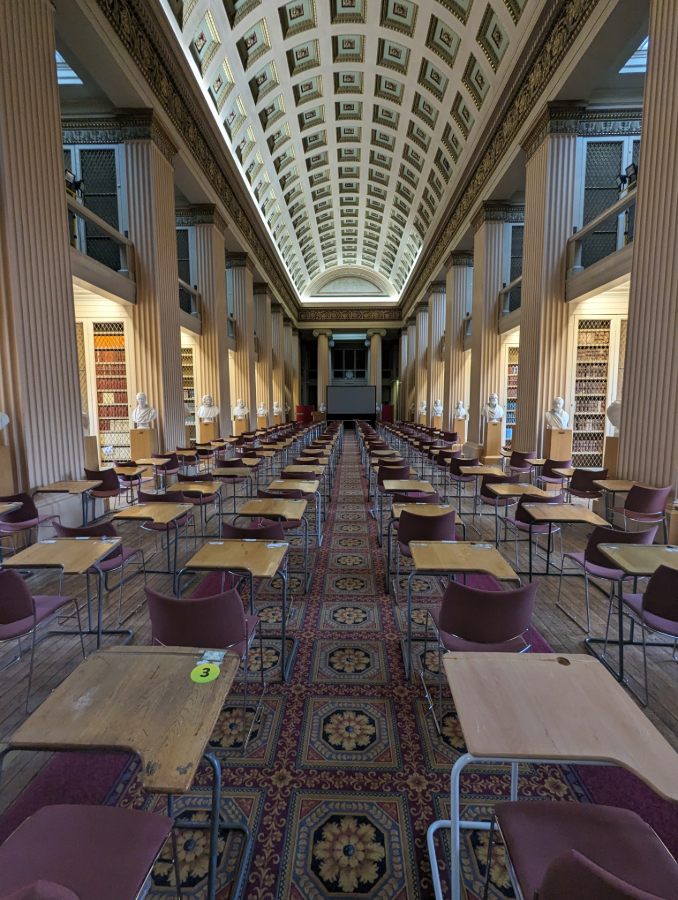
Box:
[162,0,538,300]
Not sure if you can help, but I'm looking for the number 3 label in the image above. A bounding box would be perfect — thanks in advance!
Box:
[190,663,220,683]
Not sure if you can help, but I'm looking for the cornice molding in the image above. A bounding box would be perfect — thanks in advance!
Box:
[62,109,178,162]
[92,0,299,313]
[522,102,643,160]
[472,201,525,230]
[401,0,603,312]
[225,253,254,272]
[297,307,403,323]
[175,204,227,235]
[428,281,447,295]
[366,329,387,338]
[445,251,474,269]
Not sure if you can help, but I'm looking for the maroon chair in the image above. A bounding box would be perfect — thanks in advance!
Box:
[176,446,199,471]
[395,508,458,600]
[538,458,573,492]
[0,492,60,554]
[569,467,608,506]
[508,450,536,481]
[146,585,264,752]
[484,802,678,900]
[449,457,479,505]
[136,489,196,558]
[612,484,673,543]
[504,492,565,569]
[442,431,459,445]
[0,569,85,712]
[114,460,153,500]
[0,805,174,900]
[176,473,220,536]
[84,467,121,520]
[54,522,145,624]
[478,473,521,537]
[151,452,180,487]
[425,579,538,730]
[216,459,251,514]
[559,524,657,634]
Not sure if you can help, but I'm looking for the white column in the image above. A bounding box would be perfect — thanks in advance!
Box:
[271,303,285,422]
[406,319,416,420]
[442,253,473,431]
[314,329,332,412]
[426,284,446,424]
[415,305,429,421]
[283,320,293,420]
[367,329,386,408]
[398,328,408,422]
[226,254,257,431]
[254,284,274,425]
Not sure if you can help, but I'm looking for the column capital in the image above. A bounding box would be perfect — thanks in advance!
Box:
[416,303,429,315]
[312,329,333,338]
[427,281,446,296]
[366,329,387,338]
[61,109,178,162]
[225,252,255,272]
[444,251,474,269]
[253,282,272,296]
[521,102,643,161]
[176,204,227,236]
[472,201,524,230]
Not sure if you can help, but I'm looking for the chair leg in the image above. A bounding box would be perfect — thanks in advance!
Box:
[641,619,650,707]
[483,815,497,900]
[603,582,616,656]
[242,621,249,757]
[26,625,37,714]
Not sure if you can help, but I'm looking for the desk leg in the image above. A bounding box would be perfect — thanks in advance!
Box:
[379,493,383,548]
[528,522,533,583]
[82,491,89,527]
[386,519,393,595]
[406,571,414,681]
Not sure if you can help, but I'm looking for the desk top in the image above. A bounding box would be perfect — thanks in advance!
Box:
[34,481,102,495]
[284,465,325,476]
[175,450,198,458]
[1,537,121,574]
[593,479,639,492]
[522,504,608,526]
[553,468,576,478]
[185,539,288,578]
[167,482,222,496]
[10,646,239,794]
[383,479,435,493]
[114,466,148,476]
[211,467,253,479]
[268,479,319,493]
[460,466,503,477]
[239,498,307,519]
[443,652,678,802]
[0,502,22,516]
[113,502,192,524]
[255,450,276,458]
[487,484,553,498]
[391,503,454,520]
[135,458,170,467]
[528,459,547,467]
[372,450,400,457]
[410,541,518,580]
[599,544,678,577]
[233,458,262,468]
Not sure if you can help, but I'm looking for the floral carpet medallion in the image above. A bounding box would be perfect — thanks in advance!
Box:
[318,601,382,632]
[279,791,420,900]
[208,696,286,767]
[324,573,378,596]
[298,698,402,769]
[327,552,371,569]
[337,522,368,534]
[311,640,390,684]
[254,599,307,630]
[330,534,370,550]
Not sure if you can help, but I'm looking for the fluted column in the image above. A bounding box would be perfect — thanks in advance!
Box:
[189,207,231,437]
[125,117,184,453]
[0,0,84,489]
[226,254,257,431]
[399,329,408,422]
[619,0,678,487]
[271,304,285,422]
[314,329,332,411]
[406,319,416,420]
[292,330,301,413]
[283,320,294,418]
[442,253,473,431]
[514,105,581,454]
[466,203,518,452]
[426,284,446,424]
[367,329,386,408]
[254,284,274,425]
[415,305,429,420]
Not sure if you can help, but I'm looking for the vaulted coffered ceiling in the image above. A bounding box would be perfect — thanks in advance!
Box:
[161,0,537,300]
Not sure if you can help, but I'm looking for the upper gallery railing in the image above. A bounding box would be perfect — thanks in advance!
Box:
[66,196,135,279]
[567,188,637,278]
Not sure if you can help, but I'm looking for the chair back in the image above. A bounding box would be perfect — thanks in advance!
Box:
[450,457,478,478]
[585,525,657,568]
[282,470,319,481]
[145,586,246,649]
[624,484,672,515]
[0,492,38,523]
[442,432,459,444]
[639,564,678,624]
[377,464,410,486]
[542,458,573,479]
[570,467,607,493]
[398,508,456,546]
[257,488,304,500]
[391,491,440,504]
[436,450,461,467]
[54,522,118,539]
[219,458,246,469]
[480,472,519,499]
[85,467,119,491]
[0,569,35,624]
[509,450,536,469]
[222,520,285,541]
[514,493,565,524]
[177,473,212,483]
[438,579,538,644]
[539,848,663,900]
[138,490,185,504]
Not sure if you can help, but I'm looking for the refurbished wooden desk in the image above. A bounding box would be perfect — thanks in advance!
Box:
[385,503,458,595]
[33,480,102,526]
[239,498,310,591]
[521,503,608,580]
[378,480,435,547]
[114,502,193,590]
[486,483,552,547]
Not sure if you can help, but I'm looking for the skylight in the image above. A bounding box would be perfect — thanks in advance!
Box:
[620,38,648,74]
[56,52,83,85]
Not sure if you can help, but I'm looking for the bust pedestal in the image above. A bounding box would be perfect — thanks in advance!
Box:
[257,416,268,428]
[312,411,326,423]
[454,418,468,444]
[482,421,503,466]
[274,414,281,425]
[418,414,427,425]
[432,415,443,429]
[603,435,619,479]
[0,445,15,494]
[130,427,158,459]
[234,419,249,436]
[543,428,572,461]
[197,421,216,444]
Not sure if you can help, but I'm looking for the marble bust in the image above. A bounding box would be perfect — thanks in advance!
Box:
[418,400,427,416]
[132,392,157,429]
[0,412,9,431]
[607,399,621,434]
[198,395,220,423]
[375,403,381,413]
[432,399,443,417]
[545,397,569,429]
[257,401,268,417]
[454,401,468,420]
[232,399,249,420]
[481,393,504,422]
[319,402,326,413]
[273,401,282,416]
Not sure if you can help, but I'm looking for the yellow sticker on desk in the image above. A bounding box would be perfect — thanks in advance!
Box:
[190,663,220,683]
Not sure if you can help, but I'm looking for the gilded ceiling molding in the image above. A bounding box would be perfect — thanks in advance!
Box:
[62,109,178,162]
[175,204,227,235]
[445,251,474,268]
[92,0,298,315]
[521,102,643,161]
[297,307,403,322]
[471,200,525,230]
[401,0,603,313]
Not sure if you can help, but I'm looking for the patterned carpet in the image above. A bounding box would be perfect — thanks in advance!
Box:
[96,432,599,900]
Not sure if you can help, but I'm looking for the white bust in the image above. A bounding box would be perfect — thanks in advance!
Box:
[273,401,282,416]
[432,399,443,417]
[607,399,621,434]
[233,399,249,420]
[132,392,157,429]
[0,412,9,431]
[198,394,220,423]
[319,402,326,413]
[375,402,381,413]
[418,400,427,415]
[545,397,569,429]
[481,393,504,422]
[454,401,468,420]
[257,401,268,417]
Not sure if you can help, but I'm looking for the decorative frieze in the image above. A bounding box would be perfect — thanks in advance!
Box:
[175,204,227,235]
[62,109,178,162]
[521,102,642,161]
[472,201,525,230]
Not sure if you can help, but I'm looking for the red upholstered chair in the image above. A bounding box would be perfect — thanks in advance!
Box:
[0,492,60,555]
[136,489,196,557]
[478,473,520,534]
[0,569,85,712]
[395,508,457,601]
[503,492,565,569]
[84,467,121,519]
[176,473,220,536]
[612,484,673,543]
[151,452,180,487]
[114,461,153,501]
[0,805,174,900]
[569,467,608,506]
[425,579,537,730]
[54,522,145,623]
[146,584,264,752]
[449,457,479,505]
[558,524,657,634]
[508,450,536,481]
[538,458,573,493]
[176,447,199,471]
[483,802,678,900]
[216,459,251,514]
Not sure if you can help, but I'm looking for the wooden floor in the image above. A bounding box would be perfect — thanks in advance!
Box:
[1,446,678,820]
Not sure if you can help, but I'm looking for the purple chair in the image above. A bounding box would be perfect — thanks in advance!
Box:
[558,524,658,634]
[216,459,251,514]
[0,569,85,712]
[0,492,60,555]
[448,457,479,506]
[612,485,673,544]
[434,449,461,495]
[114,461,153,501]
[483,802,678,900]
[176,446,199,472]
[616,564,678,706]
[569,467,608,506]
[395,508,458,601]
[54,521,145,624]
[151,451,180,488]
[538,458,573,493]
[478,473,521,539]
[177,473,220,536]
[137,489,196,560]
[508,450,536,481]
[84,467,121,520]
[146,584,264,752]
[0,805,174,900]
[504,492,566,570]
[425,579,538,730]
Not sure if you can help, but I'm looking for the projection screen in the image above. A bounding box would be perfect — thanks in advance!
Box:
[326,385,376,415]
